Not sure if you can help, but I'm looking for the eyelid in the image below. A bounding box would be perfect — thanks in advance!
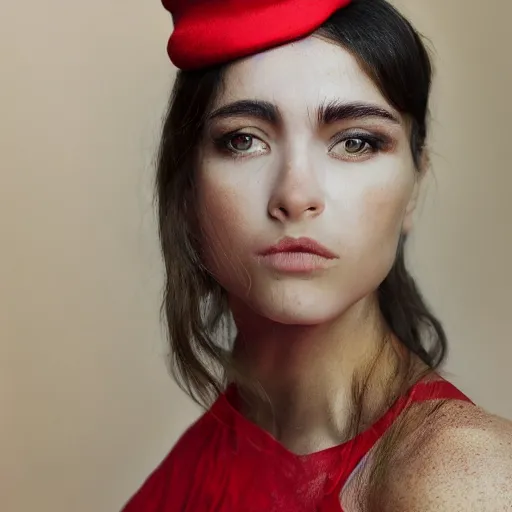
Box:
[217,129,269,147]
[208,122,272,140]
[230,134,268,151]
[213,130,270,159]
[328,129,392,149]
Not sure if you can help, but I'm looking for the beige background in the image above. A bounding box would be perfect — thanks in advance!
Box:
[1,1,510,511]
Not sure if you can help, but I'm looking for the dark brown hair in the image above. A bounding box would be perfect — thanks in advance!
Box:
[156,0,447,507]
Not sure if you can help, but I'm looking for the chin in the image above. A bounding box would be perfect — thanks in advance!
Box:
[247,283,354,326]
[260,307,335,326]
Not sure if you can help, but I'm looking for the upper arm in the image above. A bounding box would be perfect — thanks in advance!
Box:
[384,406,512,512]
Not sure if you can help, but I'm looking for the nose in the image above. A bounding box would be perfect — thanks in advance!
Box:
[267,153,326,223]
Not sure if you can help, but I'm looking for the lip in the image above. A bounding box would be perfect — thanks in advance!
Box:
[257,237,338,273]
[259,237,338,259]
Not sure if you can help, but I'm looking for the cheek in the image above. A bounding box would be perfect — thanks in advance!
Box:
[200,185,240,229]
[331,167,414,280]
[362,185,410,237]
[358,166,415,235]
[196,176,251,273]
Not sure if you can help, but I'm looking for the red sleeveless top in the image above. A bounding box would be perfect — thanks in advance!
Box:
[122,379,471,512]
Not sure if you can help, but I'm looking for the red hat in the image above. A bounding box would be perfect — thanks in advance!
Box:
[162,0,353,70]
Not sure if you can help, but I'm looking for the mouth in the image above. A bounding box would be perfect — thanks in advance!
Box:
[257,237,338,273]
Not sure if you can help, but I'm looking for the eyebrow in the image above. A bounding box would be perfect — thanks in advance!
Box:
[207,100,279,124]
[317,99,400,125]
[206,99,400,126]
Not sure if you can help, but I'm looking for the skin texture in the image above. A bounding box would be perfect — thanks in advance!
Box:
[196,36,512,508]
[339,400,512,510]
[391,401,512,510]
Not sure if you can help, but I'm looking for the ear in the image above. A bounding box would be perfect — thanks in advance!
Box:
[402,150,429,234]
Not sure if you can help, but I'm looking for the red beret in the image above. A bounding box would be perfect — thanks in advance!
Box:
[162,0,353,70]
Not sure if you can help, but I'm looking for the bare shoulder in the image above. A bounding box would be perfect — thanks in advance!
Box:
[385,400,512,511]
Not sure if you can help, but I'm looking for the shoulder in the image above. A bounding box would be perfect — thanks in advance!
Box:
[385,400,512,511]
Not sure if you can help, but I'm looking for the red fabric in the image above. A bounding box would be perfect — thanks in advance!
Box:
[121,379,471,511]
[161,0,353,70]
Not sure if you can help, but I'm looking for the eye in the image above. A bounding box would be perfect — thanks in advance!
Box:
[229,134,254,151]
[329,133,386,161]
[224,133,269,156]
[343,138,369,154]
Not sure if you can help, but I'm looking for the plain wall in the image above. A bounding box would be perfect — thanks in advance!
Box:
[1,1,510,511]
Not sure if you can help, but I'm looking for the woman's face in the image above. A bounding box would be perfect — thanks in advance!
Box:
[197,37,420,325]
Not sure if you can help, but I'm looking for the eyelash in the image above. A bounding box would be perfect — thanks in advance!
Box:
[213,130,390,160]
[213,131,268,159]
[328,132,389,159]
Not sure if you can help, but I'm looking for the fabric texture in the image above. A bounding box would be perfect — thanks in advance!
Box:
[122,379,471,511]
[161,0,353,70]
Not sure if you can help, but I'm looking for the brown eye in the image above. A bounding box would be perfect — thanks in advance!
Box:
[229,134,253,151]
[343,138,368,154]
[221,133,269,156]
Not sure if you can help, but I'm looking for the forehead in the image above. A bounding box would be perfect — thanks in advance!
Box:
[214,36,391,112]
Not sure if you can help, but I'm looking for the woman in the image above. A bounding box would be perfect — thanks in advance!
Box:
[123,0,512,510]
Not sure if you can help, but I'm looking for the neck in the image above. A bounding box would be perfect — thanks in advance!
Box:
[230,294,409,454]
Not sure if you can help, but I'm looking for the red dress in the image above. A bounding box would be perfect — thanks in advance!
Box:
[122,379,471,512]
